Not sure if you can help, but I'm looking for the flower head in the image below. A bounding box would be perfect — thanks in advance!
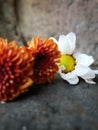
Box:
[27,37,61,84]
[0,38,34,101]
[51,32,95,84]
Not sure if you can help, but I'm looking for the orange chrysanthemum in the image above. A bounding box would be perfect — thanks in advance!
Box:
[0,38,34,101]
[27,37,61,84]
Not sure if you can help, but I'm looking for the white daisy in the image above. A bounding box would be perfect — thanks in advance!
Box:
[51,32,97,85]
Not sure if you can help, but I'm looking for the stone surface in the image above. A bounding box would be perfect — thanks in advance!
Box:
[0,0,98,65]
[0,75,98,130]
[16,0,98,65]
[0,0,25,45]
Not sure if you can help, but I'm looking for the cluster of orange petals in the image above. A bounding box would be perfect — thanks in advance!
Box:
[27,37,61,84]
[0,38,34,101]
[0,37,61,101]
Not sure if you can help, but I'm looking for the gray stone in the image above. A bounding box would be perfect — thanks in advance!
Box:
[0,75,98,130]
[0,0,98,65]
[16,0,98,65]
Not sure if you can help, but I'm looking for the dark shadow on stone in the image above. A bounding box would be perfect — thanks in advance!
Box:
[12,83,50,102]
[8,75,98,102]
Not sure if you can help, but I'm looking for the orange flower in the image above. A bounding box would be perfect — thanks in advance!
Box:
[27,37,61,84]
[0,38,34,101]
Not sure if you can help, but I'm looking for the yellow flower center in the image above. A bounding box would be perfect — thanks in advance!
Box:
[59,54,76,73]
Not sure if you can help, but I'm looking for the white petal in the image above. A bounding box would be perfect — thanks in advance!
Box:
[73,64,90,76]
[58,67,79,84]
[58,32,76,54]
[93,70,98,74]
[85,79,96,84]
[73,64,96,84]
[65,76,79,85]
[66,32,76,51]
[50,37,58,45]
[80,68,95,79]
[74,53,94,66]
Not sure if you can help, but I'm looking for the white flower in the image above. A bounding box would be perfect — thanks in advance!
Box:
[51,32,96,85]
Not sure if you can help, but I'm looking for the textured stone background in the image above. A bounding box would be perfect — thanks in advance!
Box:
[0,0,98,130]
[0,75,98,130]
[0,0,98,65]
